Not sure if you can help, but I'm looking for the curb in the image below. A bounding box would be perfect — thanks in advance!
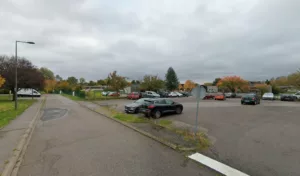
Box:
[1,97,46,176]
[78,102,196,152]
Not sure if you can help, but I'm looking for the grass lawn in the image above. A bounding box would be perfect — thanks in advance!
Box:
[0,99,36,128]
[113,113,148,123]
[61,93,85,101]
[0,94,12,101]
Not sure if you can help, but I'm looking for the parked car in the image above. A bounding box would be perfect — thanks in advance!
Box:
[215,93,226,100]
[180,92,191,97]
[125,98,150,113]
[293,91,300,99]
[203,93,215,100]
[17,88,41,97]
[102,91,110,96]
[127,92,141,100]
[139,98,183,118]
[262,93,275,100]
[169,91,183,97]
[280,94,297,101]
[108,92,120,97]
[158,91,169,98]
[142,91,160,98]
[241,94,260,105]
[225,92,236,98]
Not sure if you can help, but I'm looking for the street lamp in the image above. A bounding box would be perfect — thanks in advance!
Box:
[15,41,35,110]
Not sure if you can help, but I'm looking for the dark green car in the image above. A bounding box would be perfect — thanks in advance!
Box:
[241,94,260,105]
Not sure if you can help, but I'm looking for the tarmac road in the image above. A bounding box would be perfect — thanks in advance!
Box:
[99,97,300,176]
[17,95,217,176]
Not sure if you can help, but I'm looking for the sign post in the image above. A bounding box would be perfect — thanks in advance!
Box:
[191,85,206,135]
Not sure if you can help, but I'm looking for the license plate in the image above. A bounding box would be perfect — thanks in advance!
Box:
[244,100,249,102]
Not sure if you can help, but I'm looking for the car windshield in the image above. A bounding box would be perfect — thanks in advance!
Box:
[135,99,145,103]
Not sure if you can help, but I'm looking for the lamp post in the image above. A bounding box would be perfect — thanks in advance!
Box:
[15,41,35,110]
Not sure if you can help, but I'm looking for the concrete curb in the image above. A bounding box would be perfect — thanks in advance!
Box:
[1,97,46,176]
[78,102,196,152]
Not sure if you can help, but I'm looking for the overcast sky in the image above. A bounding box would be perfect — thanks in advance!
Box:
[0,0,299,83]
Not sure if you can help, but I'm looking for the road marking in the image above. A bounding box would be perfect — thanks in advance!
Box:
[189,153,250,176]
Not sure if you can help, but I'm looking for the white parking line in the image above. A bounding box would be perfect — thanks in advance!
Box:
[189,153,250,176]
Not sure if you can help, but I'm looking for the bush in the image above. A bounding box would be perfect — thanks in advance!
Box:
[0,89,10,94]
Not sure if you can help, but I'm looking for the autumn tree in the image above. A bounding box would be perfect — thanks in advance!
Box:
[165,67,179,91]
[56,81,71,91]
[212,78,221,86]
[184,80,196,91]
[0,75,5,88]
[107,71,127,92]
[0,55,44,100]
[44,79,57,93]
[254,84,270,95]
[178,84,184,91]
[40,67,55,80]
[217,76,248,93]
[270,76,288,86]
[287,70,300,88]
[140,75,165,91]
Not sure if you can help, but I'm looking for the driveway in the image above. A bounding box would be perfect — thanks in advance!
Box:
[101,97,300,176]
[18,95,217,176]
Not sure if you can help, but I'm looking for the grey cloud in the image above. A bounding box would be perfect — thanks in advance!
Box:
[0,0,299,83]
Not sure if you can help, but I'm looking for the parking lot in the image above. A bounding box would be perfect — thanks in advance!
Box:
[97,97,300,176]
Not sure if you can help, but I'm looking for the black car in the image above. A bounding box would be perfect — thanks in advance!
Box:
[158,91,169,98]
[139,98,183,118]
[125,98,151,113]
[180,92,191,97]
[280,94,297,101]
[241,94,260,105]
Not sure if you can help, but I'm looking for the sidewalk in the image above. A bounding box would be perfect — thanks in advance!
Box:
[0,99,41,173]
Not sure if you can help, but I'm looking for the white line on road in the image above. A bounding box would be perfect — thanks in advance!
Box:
[189,153,250,176]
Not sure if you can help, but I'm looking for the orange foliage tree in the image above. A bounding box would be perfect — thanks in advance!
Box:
[56,81,71,91]
[255,84,270,95]
[184,80,196,91]
[44,79,57,93]
[0,75,5,88]
[217,76,248,92]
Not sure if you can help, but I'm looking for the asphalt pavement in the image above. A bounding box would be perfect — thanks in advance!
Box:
[17,95,217,176]
[98,97,300,176]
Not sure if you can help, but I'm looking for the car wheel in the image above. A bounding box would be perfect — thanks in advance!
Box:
[175,107,182,114]
[153,110,161,119]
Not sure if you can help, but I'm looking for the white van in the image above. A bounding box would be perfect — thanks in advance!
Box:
[17,88,41,97]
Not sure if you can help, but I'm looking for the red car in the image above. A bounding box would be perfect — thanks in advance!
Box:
[203,93,215,100]
[127,92,141,100]
[108,92,120,97]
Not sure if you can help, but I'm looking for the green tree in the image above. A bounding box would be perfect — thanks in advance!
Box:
[165,67,179,91]
[265,79,270,85]
[79,78,86,85]
[97,79,106,85]
[140,75,164,91]
[67,76,78,86]
[107,71,127,92]
[131,80,136,84]
[0,55,44,100]
[212,78,221,86]
[55,74,63,81]
[40,67,55,80]
[88,81,96,86]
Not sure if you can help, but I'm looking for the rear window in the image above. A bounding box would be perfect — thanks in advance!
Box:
[243,94,255,97]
